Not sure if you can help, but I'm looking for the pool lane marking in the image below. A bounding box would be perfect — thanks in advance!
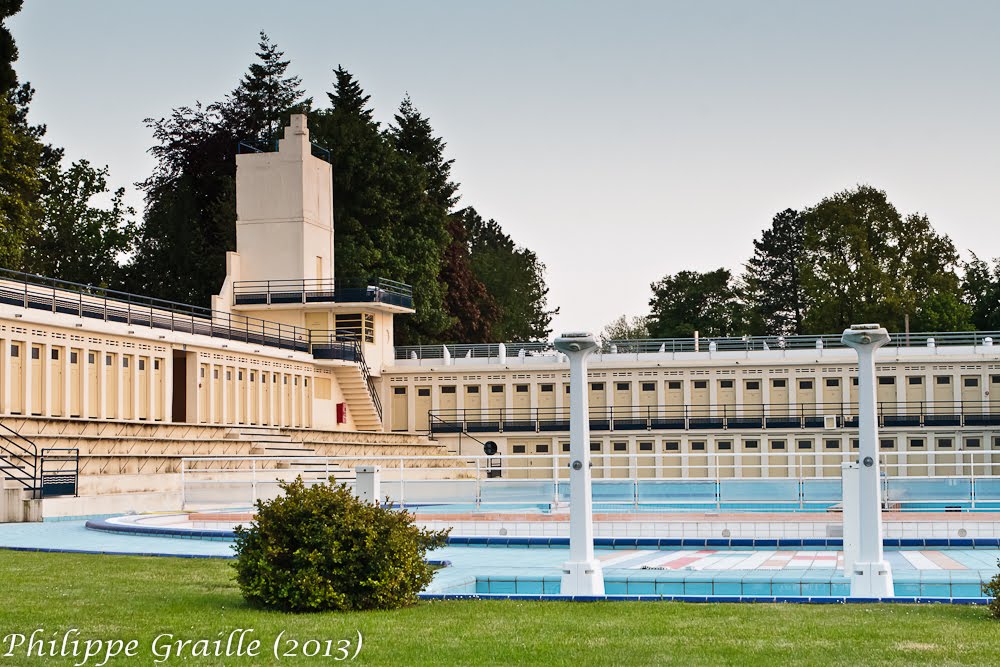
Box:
[922,550,967,571]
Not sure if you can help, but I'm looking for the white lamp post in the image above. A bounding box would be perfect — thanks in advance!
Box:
[841,324,894,597]
[553,332,604,595]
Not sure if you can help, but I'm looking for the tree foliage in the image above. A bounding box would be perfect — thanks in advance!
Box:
[25,160,137,287]
[128,32,307,304]
[599,314,649,349]
[963,255,1000,331]
[464,207,556,341]
[647,268,743,338]
[743,208,806,335]
[798,185,969,333]
[0,0,21,95]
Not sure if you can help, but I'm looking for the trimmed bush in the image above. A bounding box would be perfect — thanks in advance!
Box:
[232,477,449,612]
[984,561,1000,618]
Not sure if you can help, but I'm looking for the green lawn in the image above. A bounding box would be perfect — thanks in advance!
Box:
[1,550,998,666]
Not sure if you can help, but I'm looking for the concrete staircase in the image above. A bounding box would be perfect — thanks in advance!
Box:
[329,365,382,431]
[226,426,352,484]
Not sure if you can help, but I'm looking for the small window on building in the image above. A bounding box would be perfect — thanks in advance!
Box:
[139,360,146,371]
[667,380,682,390]
[746,381,760,391]
[123,357,129,368]
[261,374,266,383]
[51,348,59,360]
[693,380,707,389]
[717,441,733,451]
[70,352,78,364]
[797,440,813,450]
[825,378,840,387]
[965,438,982,449]
[238,371,243,381]
[770,440,786,451]
[562,443,571,452]
[616,382,629,391]
[467,386,479,394]
[154,360,160,370]
[772,379,786,388]
[878,377,895,385]
[199,366,204,377]
[992,375,1000,384]
[798,380,813,390]
[851,439,859,449]
[664,441,680,452]
[516,385,529,393]
[743,440,759,450]
[88,353,95,364]
[964,378,980,388]
[536,444,550,454]
[541,384,554,392]
[491,385,504,393]
[212,369,218,379]
[226,370,231,381]
[824,439,840,450]
[590,442,602,452]
[283,376,287,385]
[936,376,951,385]
[720,380,734,389]
[565,385,571,393]
[613,442,627,452]
[106,355,112,366]
[591,382,604,391]
[31,347,40,360]
[9,344,18,358]
[418,388,430,397]
[512,445,526,454]
[394,387,406,395]
[937,438,953,449]
[852,378,859,386]
[249,372,255,382]
[639,442,653,452]
[880,439,895,450]
[293,377,298,386]
[441,386,456,394]
[909,438,925,449]
[641,382,655,392]
[908,376,923,385]
[691,441,706,451]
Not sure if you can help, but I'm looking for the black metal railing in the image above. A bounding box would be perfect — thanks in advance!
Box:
[233,278,413,309]
[308,330,382,421]
[426,400,1000,435]
[0,421,38,494]
[40,448,79,497]
[395,330,1000,360]
[0,268,312,353]
[237,138,332,163]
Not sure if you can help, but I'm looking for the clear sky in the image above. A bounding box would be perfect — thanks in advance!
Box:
[9,1,1000,338]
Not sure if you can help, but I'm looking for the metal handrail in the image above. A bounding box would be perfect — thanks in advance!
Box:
[394,330,1000,360]
[426,400,1000,434]
[232,277,413,308]
[0,421,39,494]
[0,267,312,354]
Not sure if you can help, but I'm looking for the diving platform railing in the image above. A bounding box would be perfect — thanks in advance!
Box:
[428,400,1000,435]
[394,330,998,362]
[233,277,413,309]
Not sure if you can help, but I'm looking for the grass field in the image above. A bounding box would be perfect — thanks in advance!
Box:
[1,550,999,666]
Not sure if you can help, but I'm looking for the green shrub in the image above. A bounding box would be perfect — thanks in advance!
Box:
[232,477,449,612]
[984,561,1000,618]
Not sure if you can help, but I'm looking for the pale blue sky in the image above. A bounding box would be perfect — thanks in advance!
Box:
[10,1,1000,337]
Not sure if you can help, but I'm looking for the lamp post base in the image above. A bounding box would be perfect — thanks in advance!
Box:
[850,561,894,598]
[561,560,605,596]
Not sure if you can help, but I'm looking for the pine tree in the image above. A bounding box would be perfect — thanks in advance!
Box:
[129,34,307,304]
[742,208,806,335]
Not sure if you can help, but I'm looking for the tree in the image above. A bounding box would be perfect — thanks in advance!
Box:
[390,96,499,342]
[1,0,22,95]
[464,208,556,341]
[963,255,1000,331]
[309,69,452,344]
[647,268,743,338]
[599,314,649,349]
[799,185,970,333]
[25,160,137,287]
[742,208,806,335]
[129,33,307,304]
[0,93,42,269]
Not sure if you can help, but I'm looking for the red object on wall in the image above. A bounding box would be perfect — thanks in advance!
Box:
[336,402,347,424]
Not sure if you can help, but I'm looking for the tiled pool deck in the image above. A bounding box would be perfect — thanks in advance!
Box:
[0,519,997,600]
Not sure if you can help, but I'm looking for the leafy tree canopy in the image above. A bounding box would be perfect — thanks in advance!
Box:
[647,268,743,338]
